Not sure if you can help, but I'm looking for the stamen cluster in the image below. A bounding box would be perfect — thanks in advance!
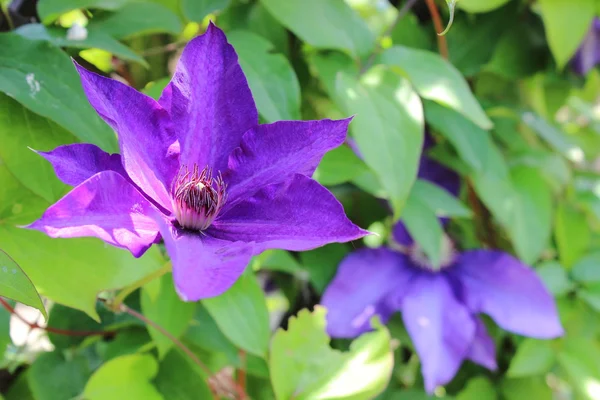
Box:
[171,165,226,231]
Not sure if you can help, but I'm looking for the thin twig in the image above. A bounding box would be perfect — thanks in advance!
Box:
[425,0,449,59]
[0,297,112,337]
[237,350,247,396]
[359,0,419,75]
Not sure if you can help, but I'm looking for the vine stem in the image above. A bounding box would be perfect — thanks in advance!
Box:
[425,0,449,59]
[0,297,112,337]
[359,0,419,75]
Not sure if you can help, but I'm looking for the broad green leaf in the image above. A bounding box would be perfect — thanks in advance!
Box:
[15,24,147,66]
[506,166,553,264]
[87,3,183,39]
[507,339,556,377]
[521,111,584,163]
[28,351,91,400]
[0,33,117,152]
[299,243,349,293]
[202,272,270,357]
[155,349,213,400]
[0,94,74,203]
[270,307,393,400]
[253,249,302,274]
[579,285,600,312]
[37,0,129,23]
[391,12,433,50]
[141,273,196,358]
[143,77,170,100]
[182,0,230,21]
[572,252,600,283]
[500,377,552,400]
[247,2,290,55]
[0,306,10,358]
[83,353,163,400]
[260,0,375,57]
[557,339,600,399]
[509,150,571,193]
[402,193,444,269]
[313,145,369,186]
[425,101,488,172]
[99,328,151,361]
[458,0,511,13]
[335,66,424,216]
[0,249,47,319]
[555,203,590,269]
[228,30,301,122]
[535,261,574,296]
[538,0,595,68]
[411,179,471,218]
[309,52,358,100]
[380,46,492,129]
[456,376,497,400]
[0,166,165,321]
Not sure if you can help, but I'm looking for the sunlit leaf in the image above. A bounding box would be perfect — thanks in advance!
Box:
[0,249,47,319]
[507,339,556,378]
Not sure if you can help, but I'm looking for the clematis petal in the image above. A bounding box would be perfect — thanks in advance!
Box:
[26,171,160,257]
[156,219,254,301]
[37,143,127,187]
[392,221,414,247]
[321,248,414,338]
[223,118,351,207]
[453,250,564,338]
[402,274,475,393]
[209,174,368,253]
[418,155,460,197]
[467,318,497,370]
[75,63,177,211]
[161,22,258,172]
[572,18,600,76]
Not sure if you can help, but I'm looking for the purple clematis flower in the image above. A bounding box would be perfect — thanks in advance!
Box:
[27,23,367,301]
[321,154,563,393]
[572,18,600,75]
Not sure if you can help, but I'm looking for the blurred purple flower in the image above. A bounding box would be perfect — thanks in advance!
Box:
[27,23,367,301]
[321,154,563,393]
[572,18,600,75]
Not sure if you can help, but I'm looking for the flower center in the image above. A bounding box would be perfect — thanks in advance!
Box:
[408,235,456,272]
[171,165,226,231]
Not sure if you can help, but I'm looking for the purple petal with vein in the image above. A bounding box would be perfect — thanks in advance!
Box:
[402,274,475,393]
[75,63,177,211]
[36,143,127,187]
[210,174,368,253]
[26,171,160,257]
[453,250,564,338]
[161,22,258,172]
[321,248,414,338]
[223,118,351,207]
[157,219,254,301]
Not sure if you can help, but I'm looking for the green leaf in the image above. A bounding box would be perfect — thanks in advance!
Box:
[458,0,511,13]
[87,3,183,39]
[227,30,301,122]
[572,252,600,284]
[521,111,584,163]
[507,339,556,378]
[155,349,213,400]
[506,166,553,264]
[557,339,600,399]
[456,376,497,400]
[555,203,590,269]
[0,94,74,203]
[141,273,196,358]
[0,165,165,321]
[183,304,239,363]
[380,46,492,129]
[0,249,47,319]
[538,0,595,69]
[391,12,433,50]
[0,33,117,152]
[313,145,369,186]
[535,261,574,296]
[411,179,471,218]
[28,351,91,400]
[202,272,270,357]
[182,0,230,22]
[37,0,129,23]
[83,353,163,400]
[299,243,349,293]
[500,377,552,400]
[335,66,424,216]
[579,285,600,312]
[402,193,444,269]
[99,328,151,361]
[253,249,302,274]
[0,306,11,358]
[15,24,147,66]
[270,307,393,400]
[260,0,376,57]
